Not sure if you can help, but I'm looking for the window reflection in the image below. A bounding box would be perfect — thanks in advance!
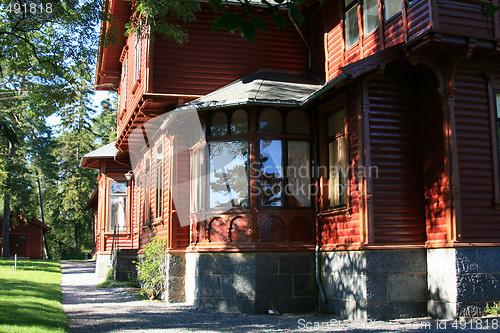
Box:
[260,140,283,206]
[287,141,311,207]
[209,140,249,209]
[259,108,283,133]
[210,112,228,136]
[110,181,127,232]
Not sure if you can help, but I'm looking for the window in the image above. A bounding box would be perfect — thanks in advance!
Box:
[328,110,348,208]
[209,140,249,209]
[364,0,379,35]
[344,0,359,48]
[135,175,141,227]
[384,0,401,21]
[191,144,205,213]
[496,92,500,179]
[110,181,127,232]
[143,158,151,226]
[155,145,163,219]
[121,56,127,110]
[134,32,141,81]
[258,108,311,207]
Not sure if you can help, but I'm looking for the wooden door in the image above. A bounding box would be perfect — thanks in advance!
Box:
[10,234,28,257]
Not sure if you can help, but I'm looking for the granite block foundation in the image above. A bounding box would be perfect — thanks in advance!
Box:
[185,251,318,314]
[320,249,428,320]
[428,247,500,319]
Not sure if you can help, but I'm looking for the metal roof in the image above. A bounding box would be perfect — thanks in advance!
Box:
[179,69,323,111]
[80,142,118,168]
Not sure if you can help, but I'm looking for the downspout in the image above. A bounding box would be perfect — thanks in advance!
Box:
[313,113,327,304]
[288,10,312,71]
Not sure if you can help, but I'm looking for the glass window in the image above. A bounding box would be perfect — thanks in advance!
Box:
[260,140,283,206]
[143,158,151,226]
[364,0,379,34]
[259,108,283,133]
[345,1,359,48]
[121,57,127,110]
[230,109,248,134]
[496,93,500,178]
[209,140,249,209]
[328,110,348,208]
[286,110,309,134]
[134,32,141,81]
[110,181,127,232]
[135,175,141,227]
[385,0,401,20]
[155,145,163,219]
[287,141,311,207]
[210,112,228,137]
[191,146,205,212]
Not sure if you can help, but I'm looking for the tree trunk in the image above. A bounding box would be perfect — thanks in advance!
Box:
[2,141,15,259]
[37,177,50,259]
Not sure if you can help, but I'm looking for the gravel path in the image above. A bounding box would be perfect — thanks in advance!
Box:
[61,260,500,332]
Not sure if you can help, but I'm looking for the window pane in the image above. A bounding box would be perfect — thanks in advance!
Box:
[135,33,141,81]
[110,196,127,232]
[496,93,500,119]
[364,0,379,34]
[345,0,355,6]
[328,110,345,137]
[209,140,249,209]
[230,109,248,134]
[157,145,163,161]
[329,141,340,208]
[259,108,283,133]
[338,136,348,206]
[345,5,360,48]
[385,0,401,20]
[286,110,309,134]
[260,140,283,206]
[111,181,127,194]
[287,141,311,207]
[210,112,228,137]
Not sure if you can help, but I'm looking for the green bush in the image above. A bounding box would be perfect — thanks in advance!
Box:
[485,302,500,316]
[136,237,167,300]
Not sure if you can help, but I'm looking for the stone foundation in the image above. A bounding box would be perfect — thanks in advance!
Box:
[185,251,318,314]
[165,253,186,303]
[320,249,428,320]
[95,253,112,280]
[428,247,500,319]
[113,249,138,282]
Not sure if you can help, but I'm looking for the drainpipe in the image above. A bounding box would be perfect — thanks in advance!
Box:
[288,9,312,71]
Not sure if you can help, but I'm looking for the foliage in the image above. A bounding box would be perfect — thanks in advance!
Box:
[0,259,68,333]
[136,237,167,300]
[122,0,323,44]
[485,302,500,316]
[482,5,499,17]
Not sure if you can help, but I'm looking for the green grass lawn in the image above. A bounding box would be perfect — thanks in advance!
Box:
[0,259,68,333]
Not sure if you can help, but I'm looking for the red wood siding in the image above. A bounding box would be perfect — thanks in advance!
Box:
[320,86,361,245]
[455,65,500,241]
[437,0,496,38]
[152,5,309,97]
[369,66,426,244]
[322,0,432,82]
[420,68,447,242]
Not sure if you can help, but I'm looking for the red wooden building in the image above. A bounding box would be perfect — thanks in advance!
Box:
[84,0,500,320]
[0,215,50,259]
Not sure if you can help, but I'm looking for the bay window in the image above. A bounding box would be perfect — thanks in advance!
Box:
[191,107,312,213]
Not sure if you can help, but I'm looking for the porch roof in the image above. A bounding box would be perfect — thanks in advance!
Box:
[179,69,323,111]
[80,142,118,169]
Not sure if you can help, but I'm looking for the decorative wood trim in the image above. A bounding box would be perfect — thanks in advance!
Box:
[402,0,409,42]
[187,242,315,253]
[357,0,364,59]
[131,79,141,94]
[486,76,500,210]
[430,0,439,30]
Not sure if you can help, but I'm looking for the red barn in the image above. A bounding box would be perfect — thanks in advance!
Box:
[0,215,50,259]
[83,0,500,320]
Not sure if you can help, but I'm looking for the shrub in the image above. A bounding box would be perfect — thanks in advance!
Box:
[136,237,167,300]
[485,302,500,316]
